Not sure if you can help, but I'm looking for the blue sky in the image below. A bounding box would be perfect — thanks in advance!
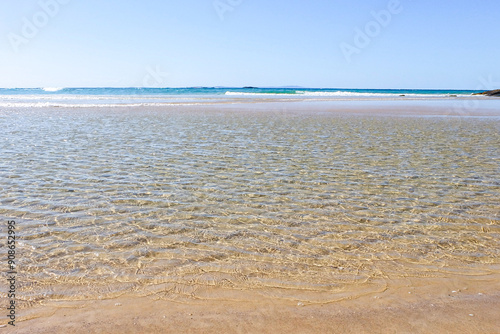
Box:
[0,0,498,89]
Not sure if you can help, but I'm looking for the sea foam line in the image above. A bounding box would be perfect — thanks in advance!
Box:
[0,102,214,108]
[225,91,467,98]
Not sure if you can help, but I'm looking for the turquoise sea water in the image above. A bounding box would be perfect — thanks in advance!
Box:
[0,87,482,97]
[0,87,489,109]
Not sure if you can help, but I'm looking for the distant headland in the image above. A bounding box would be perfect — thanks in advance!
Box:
[473,89,500,97]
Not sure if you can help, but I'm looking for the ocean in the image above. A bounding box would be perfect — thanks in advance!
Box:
[0,87,486,108]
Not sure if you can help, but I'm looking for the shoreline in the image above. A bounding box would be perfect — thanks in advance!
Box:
[1,94,500,112]
[5,269,500,332]
[9,277,500,333]
[1,97,500,117]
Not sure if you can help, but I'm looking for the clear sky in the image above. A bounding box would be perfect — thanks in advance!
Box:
[0,0,498,89]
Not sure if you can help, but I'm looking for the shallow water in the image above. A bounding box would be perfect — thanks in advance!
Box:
[1,105,499,306]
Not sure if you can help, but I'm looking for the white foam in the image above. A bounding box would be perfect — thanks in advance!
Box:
[0,95,198,101]
[298,91,404,97]
[224,91,295,96]
[225,90,386,97]
[0,102,213,108]
[42,87,65,92]
[225,90,463,98]
[297,91,386,97]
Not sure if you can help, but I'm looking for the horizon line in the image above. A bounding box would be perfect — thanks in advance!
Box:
[0,86,489,91]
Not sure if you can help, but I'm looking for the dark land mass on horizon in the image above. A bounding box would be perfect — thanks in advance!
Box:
[473,89,500,96]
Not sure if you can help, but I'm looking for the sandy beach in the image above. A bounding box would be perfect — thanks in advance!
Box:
[1,99,499,333]
[10,277,500,333]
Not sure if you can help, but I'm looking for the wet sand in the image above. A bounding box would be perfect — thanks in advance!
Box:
[10,280,500,334]
[1,99,500,332]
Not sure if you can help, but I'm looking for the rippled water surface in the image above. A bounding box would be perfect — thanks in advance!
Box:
[1,106,499,305]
